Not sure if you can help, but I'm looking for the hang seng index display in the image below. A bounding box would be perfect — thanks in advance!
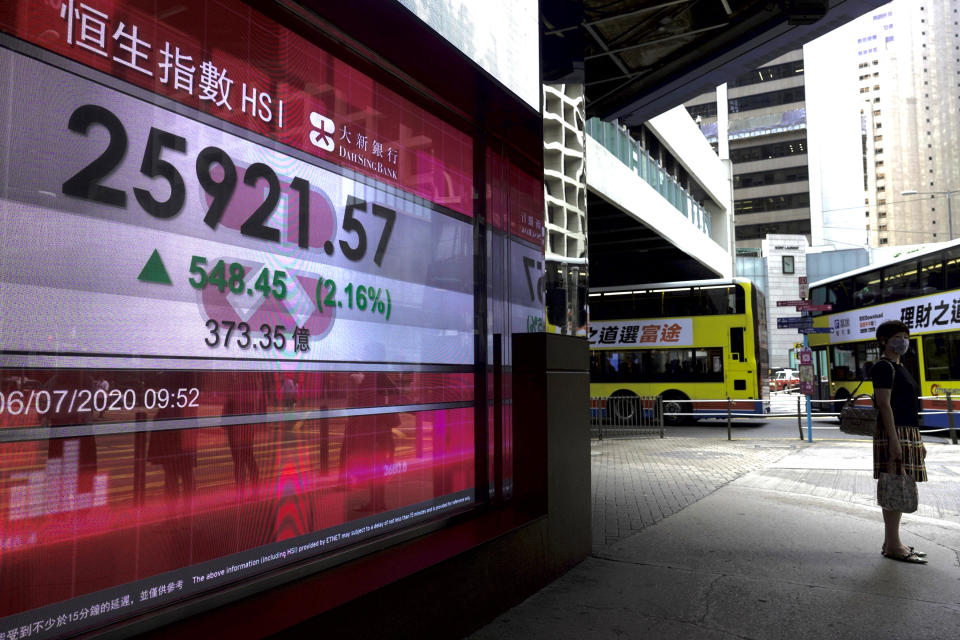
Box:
[0,39,478,640]
[0,48,475,367]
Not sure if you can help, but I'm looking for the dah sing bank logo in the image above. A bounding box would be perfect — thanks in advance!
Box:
[308,111,400,181]
[309,112,336,151]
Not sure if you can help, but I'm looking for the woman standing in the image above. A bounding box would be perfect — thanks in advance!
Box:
[871,320,927,564]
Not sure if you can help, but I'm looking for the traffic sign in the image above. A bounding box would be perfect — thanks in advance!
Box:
[776,299,807,307]
[800,364,815,395]
[799,347,813,365]
[796,303,832,312]
[799,327,832,334]
[777,316,814,329]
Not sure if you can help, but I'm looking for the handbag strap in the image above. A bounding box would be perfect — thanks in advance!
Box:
[849,359,896,406]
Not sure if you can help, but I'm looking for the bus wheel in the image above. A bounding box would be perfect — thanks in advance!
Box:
[833,389,850,423]
[609,390,639,425]
[660,391,692,426]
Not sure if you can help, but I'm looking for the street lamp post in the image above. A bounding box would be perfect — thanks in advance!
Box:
[901,189,960,241]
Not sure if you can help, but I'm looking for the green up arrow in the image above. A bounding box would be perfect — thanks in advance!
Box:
[138,249,172,285]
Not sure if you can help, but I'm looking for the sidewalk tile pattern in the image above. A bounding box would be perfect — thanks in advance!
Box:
[591,437,796,550]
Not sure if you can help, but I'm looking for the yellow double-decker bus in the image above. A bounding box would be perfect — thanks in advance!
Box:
[589,279,769,423]
[807,241,960,428]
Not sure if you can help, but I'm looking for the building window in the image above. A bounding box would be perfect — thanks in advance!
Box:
[733,166,809,189]
[686,102,717,120]
[734,192,811,214]
[728,86,806,113]
[728,138,807,163]
[728,60,805,88]
[782,255,795,274]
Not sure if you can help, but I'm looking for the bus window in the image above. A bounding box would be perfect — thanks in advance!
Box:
[730,327,744,361]
[810,285,827,306]
[732,285,745,314]
[656,348,723,382]
[919,254,944,294]
[828,278,853,313]
[882,261,918,304]
[855,342,880,378]
[922,334,960,380]
[663,289,693,316]
[633,291,662,318]
[809,283,833,317]
[853,269,881,307]
[831,345,857,381]
[945,247,960,290]
[698,287,721,314]
[591,348,725,383]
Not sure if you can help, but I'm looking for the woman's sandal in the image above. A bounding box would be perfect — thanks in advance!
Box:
[882,549,928,564]
[881,544,926,558]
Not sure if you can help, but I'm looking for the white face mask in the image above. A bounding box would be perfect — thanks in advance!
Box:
[888,337,909,355]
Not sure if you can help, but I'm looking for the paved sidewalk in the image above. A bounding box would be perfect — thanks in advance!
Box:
[470,437,960,640]
[591,438,798,549]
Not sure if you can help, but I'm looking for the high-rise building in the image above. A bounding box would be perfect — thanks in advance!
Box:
[851,1,960,247]
[685,50,810,250]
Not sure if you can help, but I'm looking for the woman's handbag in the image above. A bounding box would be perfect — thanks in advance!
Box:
[877,462,919,513]
[838,360,894,437]
[839,393,879,436]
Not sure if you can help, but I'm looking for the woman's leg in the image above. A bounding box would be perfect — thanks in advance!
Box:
[882,507,902,553]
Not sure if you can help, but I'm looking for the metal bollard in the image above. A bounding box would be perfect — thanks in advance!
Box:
[726,396,732,441]
[797,395,803,440]
[658,396,665,438]
[948,393,958,445]
[599,398,604,441]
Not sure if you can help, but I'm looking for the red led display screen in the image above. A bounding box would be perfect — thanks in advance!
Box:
[0,0,515,637]
[0,0,474,217]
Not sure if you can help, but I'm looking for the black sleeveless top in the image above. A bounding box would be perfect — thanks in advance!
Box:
[870,358,920,428]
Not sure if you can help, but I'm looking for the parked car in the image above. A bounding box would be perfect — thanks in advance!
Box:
[769,369,799,392]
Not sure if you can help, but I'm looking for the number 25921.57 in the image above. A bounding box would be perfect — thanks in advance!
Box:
[61,104,396,265]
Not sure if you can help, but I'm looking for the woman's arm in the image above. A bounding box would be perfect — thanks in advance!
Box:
[875,387,901,460]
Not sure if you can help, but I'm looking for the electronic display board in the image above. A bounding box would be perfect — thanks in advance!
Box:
[0,1,543,637]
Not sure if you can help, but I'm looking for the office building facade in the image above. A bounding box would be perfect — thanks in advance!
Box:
[852,1,960,246]
[685,50,810,250]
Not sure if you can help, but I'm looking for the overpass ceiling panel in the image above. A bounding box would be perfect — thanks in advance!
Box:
[586,191,719,287]
[546,0,887,125]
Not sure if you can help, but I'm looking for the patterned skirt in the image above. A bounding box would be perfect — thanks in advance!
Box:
[873,426,927,482]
